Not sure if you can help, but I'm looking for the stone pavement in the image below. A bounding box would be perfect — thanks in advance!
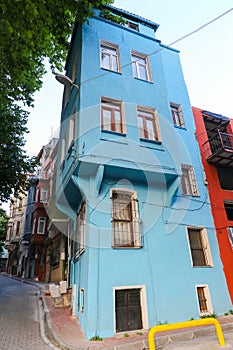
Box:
[2,273,233,350]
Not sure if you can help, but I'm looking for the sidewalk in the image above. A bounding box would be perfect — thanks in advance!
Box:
[3,274,233,349]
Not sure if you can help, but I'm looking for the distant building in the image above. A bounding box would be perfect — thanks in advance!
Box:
[55,5,232,338]
[193,107,233,302]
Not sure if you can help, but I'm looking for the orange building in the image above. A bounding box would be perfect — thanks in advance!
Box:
[193,107,233,302]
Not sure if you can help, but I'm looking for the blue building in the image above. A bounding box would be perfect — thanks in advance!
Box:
[56,5,232,338]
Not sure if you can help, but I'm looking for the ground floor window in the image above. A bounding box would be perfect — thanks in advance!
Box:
[115,288,143,332]
[196,285,213,315]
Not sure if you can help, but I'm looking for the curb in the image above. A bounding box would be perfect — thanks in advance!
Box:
[1,273,233,350]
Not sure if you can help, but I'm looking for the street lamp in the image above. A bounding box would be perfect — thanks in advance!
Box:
[55,74,80,91]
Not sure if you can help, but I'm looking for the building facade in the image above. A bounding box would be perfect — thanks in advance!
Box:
[193,107,233,302]
[56,5,232,338]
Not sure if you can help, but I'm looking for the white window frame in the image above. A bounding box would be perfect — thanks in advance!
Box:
[38,217,46,235]
[100,40,121,72]
[113,285,148,333]
[60,133,66,167]
[101,96,126,134]
[181,164,198,196]
[111,189,141,248]
[74,201,86,260]
[68,109,76,150]
[170,102,185,128]
[228,227,233,248]
[40,188,48,203]
[79,288,84,313]
[196,284,213,316]
[137,105,161,142]
[187,227,213,267]
[32,218,36,234]
[131,50,152,82]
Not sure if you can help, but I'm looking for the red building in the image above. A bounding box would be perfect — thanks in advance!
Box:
[193,107,233,302]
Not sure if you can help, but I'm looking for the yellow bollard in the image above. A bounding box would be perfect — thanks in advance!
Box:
[148,317,226,350]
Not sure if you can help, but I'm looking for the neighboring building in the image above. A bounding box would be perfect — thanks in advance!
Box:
[5,195,27,275]
[56,5,232,338]
[193,107,233,302]
[44,138,69,283]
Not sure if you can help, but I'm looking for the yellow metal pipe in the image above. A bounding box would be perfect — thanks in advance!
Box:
[148,317,226,350]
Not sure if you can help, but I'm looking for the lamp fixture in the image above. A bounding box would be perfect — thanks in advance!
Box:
[55,74,79,90]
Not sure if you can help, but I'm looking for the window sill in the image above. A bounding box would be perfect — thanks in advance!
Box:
[112,246,143,249]
[101,67,122,75]
[174,125,186,130]
[133,77,153,84]
[101,130,128,144]
[139,138,163,150]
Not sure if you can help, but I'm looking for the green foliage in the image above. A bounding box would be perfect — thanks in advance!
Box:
[0,0,113,201]
[200,312,218,319]
[90,335,103,341]
[124,333,129,337]
[100,8,127,25]
[0,208,9,256]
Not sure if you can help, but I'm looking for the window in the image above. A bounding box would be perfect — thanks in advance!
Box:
[40,188,48,203]
[224,201,233,221]
[131,51,151,81]
[187,227,213,267]
[100,40,120,72]
[101,97,125,134]
[127,22,139,31]
[170,102,185,128]
[137,106,160,141]
[181,164,198,196]
[68,109,76,150]
[216,166,233,190]
[32,218,36,234]
[111,189,141,248]
[74,202,86,260]
[38,217,46,234]
[196,285,213,315]
[60,133,66,167]
[228,227,233,248]
[79,288,84,313]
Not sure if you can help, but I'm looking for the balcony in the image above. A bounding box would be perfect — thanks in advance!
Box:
[203,131,233,167]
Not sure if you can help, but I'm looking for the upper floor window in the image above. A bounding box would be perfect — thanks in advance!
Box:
[224,201,233,221]
[228,227,233,248]
[74,201,86,260]
[111,189,141,248]
[68,108,76,150]
[101,97,125,134]
[38,217,46,234]
[170,102,185,128]
[127,22,139,31]
[40,188,48,203]
[181,164,198,196]
[100,40,120,72]
[187,227,213,267]
[137,106,160,141]
[131,51,152,82]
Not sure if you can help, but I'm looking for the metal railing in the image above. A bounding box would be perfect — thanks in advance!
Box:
[203,131,233,159]
[148,318,226,350]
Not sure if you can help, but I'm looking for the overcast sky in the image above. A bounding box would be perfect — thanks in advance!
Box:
[25,0,233,157]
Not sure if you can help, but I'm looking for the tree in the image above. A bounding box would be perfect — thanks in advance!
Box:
[0,208,8,257]
[0,0,113,202]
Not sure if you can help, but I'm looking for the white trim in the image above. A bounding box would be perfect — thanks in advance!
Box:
[186,226,213,267]
[195,284,213,316]
[37,217,46,235]
[113,285,148,333]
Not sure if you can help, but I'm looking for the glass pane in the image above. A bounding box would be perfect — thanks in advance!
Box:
[146,119,156,140]
[114,110,122,133]
[102,109,112,131]
[112,55,118,71]
[132,55,145,64]
[101,53,110,69]
[137,115,144,138]
[132,61,138,78]
[138,64,147,80]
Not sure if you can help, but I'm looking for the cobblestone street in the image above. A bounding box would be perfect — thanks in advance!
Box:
[0,275,51,350]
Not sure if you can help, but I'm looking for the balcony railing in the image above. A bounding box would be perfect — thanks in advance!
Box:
[203,131,233,167]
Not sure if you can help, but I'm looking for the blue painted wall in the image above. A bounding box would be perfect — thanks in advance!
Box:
[56,6,232,339]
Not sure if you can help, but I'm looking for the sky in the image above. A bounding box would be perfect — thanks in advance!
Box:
[25,0,233,157]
